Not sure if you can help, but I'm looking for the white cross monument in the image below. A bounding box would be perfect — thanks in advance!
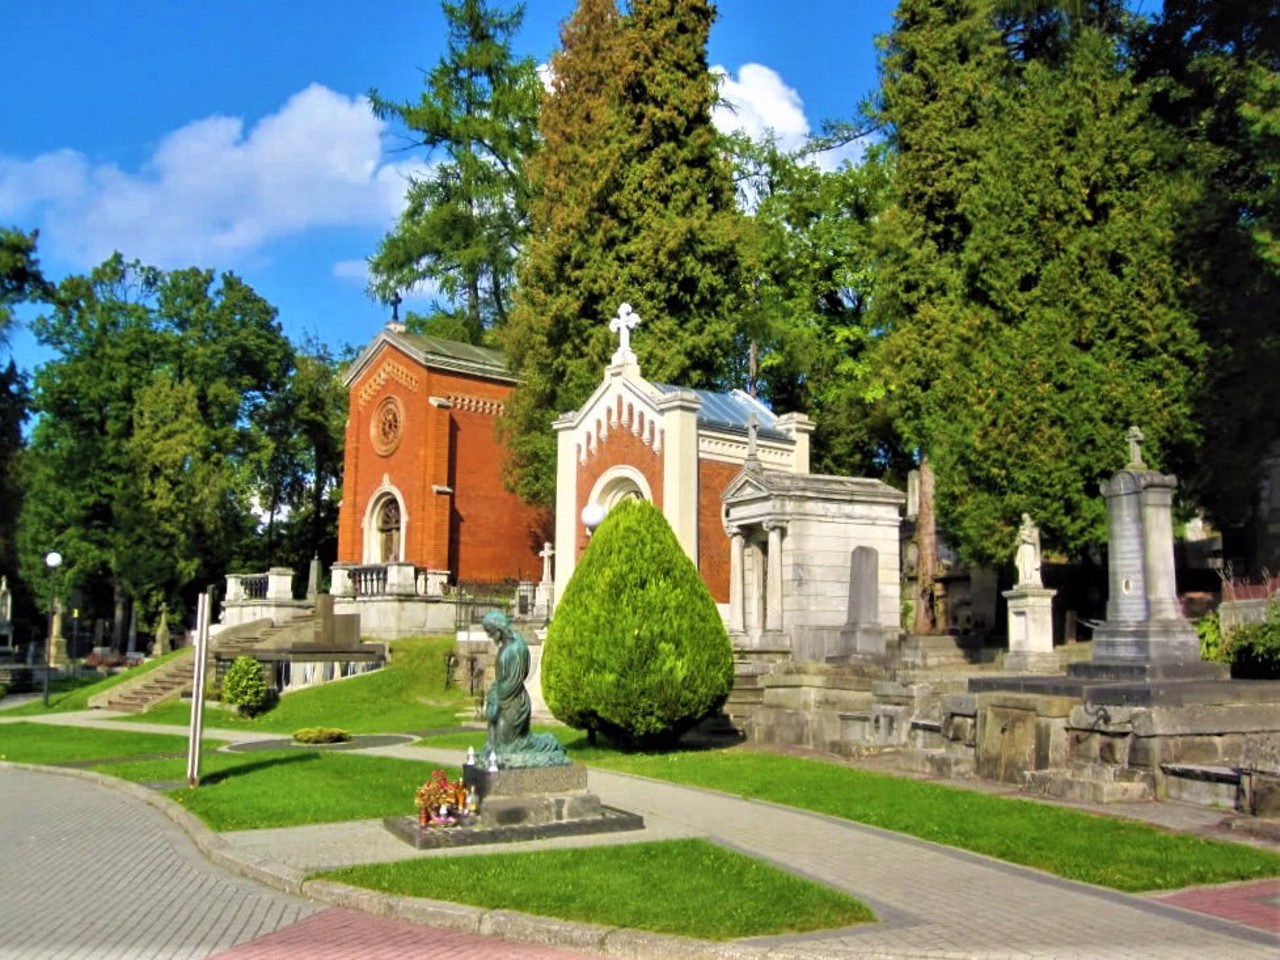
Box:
[609,303,641,367]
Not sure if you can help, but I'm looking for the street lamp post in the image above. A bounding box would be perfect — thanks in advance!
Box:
[44,551,62,708]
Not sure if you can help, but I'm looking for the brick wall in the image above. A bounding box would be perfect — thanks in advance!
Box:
[576,427,664,556]
[698,459,738,603]
[337,344,547,583]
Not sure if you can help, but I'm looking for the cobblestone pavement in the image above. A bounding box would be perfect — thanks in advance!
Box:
[5,713,1279,959]
[0,766,316,959]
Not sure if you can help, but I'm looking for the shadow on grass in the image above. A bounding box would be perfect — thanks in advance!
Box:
[198,751,319,786]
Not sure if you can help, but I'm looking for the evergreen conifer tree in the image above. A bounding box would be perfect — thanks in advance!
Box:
[541,499,733,749]
[500,0,745,504]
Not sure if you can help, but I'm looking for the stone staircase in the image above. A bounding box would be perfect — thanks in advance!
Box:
[898,633,1004,669]
[90,647,195,713]
[1022,761,1156,803]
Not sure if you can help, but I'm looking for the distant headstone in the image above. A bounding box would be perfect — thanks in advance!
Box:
[154,605,171,656]
[831,546,885,659]
[306,556,322,601]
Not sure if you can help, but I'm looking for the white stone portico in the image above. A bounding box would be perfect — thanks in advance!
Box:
[722,465,905,662]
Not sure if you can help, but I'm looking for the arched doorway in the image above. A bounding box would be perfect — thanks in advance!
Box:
[364,491,406,564]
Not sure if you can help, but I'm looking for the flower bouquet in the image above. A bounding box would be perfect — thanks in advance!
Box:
[414,769,473,827]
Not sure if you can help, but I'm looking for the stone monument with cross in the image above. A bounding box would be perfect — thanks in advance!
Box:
[1070,425,1226,680]
[534,542,555,620]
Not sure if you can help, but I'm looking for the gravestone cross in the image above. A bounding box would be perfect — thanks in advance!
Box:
[746,413,759,460]
[1126,425,1145,468]
[609,303,641,366]
[539,542,555,583]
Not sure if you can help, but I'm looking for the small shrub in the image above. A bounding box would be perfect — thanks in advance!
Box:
[221,656,274,716]
[1196,611,1227,662]
[293,727,353,744]
[0,683,7,701]
[542,499,733,750]
[1224,600,1280,680]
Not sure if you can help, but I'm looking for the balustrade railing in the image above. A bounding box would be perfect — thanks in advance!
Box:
[352,565,389,597]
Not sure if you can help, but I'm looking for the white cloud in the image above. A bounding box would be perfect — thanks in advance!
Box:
[331,258,441,306]
[712,63,810,153]
[0,83,427,269]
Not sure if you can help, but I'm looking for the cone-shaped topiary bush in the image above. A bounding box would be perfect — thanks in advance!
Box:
[542,498,733,749]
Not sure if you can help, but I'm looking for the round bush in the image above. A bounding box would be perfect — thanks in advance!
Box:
[542,498,733,750]
[221,655,273,716]
[292,726,353,744]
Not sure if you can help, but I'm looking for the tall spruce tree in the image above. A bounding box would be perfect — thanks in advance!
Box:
[871,0,1205,568]
[1135,1,1280,537]
[368,0,539,342]
[500,0,745,504]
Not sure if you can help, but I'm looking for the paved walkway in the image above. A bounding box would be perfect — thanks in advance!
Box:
[3,709,1278,959]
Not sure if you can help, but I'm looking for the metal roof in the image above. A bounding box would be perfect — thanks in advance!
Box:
[652,384,790,441]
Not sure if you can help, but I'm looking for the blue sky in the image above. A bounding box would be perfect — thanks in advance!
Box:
[2,1,895,371]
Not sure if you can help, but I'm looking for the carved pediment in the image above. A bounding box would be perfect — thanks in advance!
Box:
[721,469,775,503]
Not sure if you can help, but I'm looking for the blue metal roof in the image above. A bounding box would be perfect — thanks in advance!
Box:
[652,385,790,441]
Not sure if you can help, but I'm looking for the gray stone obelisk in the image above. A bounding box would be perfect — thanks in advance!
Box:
[1072,427,1225,681]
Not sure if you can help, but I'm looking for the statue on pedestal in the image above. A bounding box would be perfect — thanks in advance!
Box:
[1015,514,1042,587]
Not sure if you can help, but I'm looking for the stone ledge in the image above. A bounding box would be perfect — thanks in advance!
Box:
[383,805,644,849]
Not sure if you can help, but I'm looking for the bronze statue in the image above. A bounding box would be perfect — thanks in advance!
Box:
[481,611,568,768]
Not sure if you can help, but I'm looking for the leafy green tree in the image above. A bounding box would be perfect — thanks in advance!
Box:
[871,1,1204,568]
[0,361,27,582]
[541,499,732,749]
[17,255,292,642]
[500,0,746,504]
[368,0,540,341]
[0,227,48,352]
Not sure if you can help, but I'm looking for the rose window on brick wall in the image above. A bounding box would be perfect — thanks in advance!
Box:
[371,395,404,457]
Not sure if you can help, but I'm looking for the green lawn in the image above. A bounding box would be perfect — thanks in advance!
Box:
[0,721,219,764]
[122,636,473,734]
[91,749,438,830]
[321,838,874,940]
[578,746,1280,892]
[2,648,189,715]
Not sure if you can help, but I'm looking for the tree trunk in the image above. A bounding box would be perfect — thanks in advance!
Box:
[112,579,128,652]
[912,455,939,635]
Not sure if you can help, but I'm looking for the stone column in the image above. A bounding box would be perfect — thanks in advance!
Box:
[1101,472,1147,624]
[330,565,354,598]
[1140,475,1181,622]
[727,525,745,633]
[266,568,295,602]
[764,521,785,632]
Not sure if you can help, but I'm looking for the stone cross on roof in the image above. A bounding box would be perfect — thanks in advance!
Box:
[609,303,641,366]
[1126,425,1145,468]
[746,413,759,460]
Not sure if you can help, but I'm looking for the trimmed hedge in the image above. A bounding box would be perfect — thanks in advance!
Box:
[222,655,274,716]
[542,499,733,749]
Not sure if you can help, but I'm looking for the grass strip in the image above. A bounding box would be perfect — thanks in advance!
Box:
[0,722,214,764]
[576,747,1280,892]
[3,648,189,715]
[320,838,873,939]
[122,636,472,735]
[91,749,437,830]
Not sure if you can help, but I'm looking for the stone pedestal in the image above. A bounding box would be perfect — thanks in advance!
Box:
[1003,586,1057,673]
[49,635,70,669]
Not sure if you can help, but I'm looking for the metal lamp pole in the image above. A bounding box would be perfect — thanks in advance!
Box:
[43,551,63,708]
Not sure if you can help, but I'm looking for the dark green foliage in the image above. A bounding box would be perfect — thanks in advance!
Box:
[541,499,732,749]
[1224,601,1280,680]
[0,226,48,350]
[870,1,1205,565]
[501,0,746,504]
[368,0,539,341]
[222,656,273,717]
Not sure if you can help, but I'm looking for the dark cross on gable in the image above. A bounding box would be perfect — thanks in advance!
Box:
[390,292,402,324]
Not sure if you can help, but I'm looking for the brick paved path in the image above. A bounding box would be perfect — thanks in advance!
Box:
[0,766,316,959]
[210,908,599,960]
[1155,878,1280,935]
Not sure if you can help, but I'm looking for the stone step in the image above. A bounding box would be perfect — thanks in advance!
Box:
[1022,766,1155,804]
[898,747,976,779]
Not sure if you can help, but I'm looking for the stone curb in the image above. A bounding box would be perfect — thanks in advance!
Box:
[4,761,964,960]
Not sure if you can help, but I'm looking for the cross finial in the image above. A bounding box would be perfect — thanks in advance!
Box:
[390,292,402,324]
[746,413,759,461]
[609,303,641,366]
[1126,425,1145,468]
